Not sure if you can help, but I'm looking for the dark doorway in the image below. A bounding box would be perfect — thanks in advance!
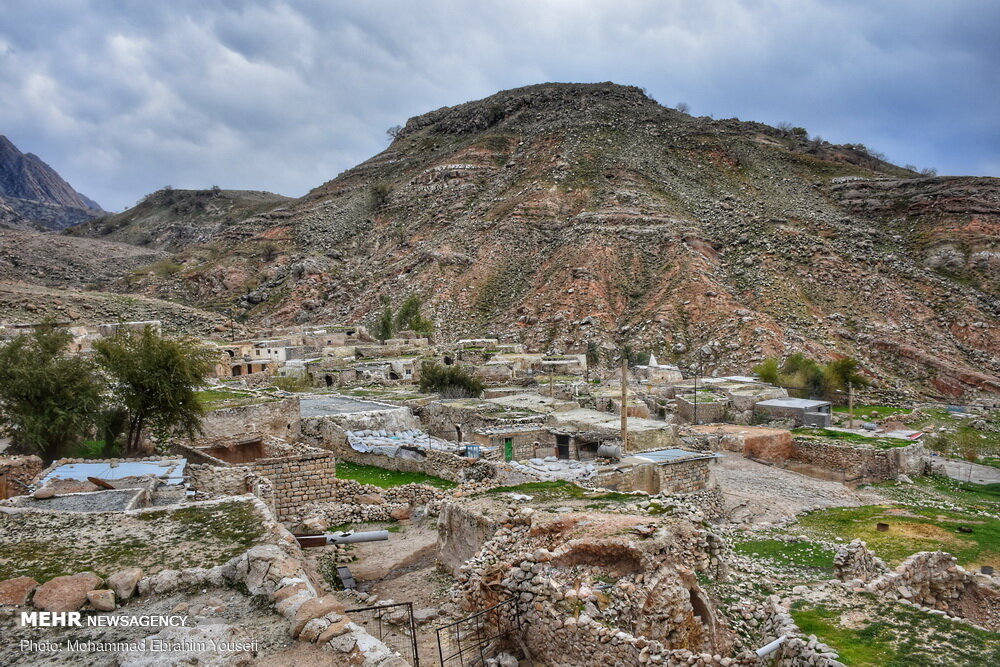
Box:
[556,434,570,459]
[325,374,334,387]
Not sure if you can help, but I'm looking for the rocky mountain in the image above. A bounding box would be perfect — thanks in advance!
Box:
[0,135,103,230]
[63,83,1000,396]
[67,187,291,251]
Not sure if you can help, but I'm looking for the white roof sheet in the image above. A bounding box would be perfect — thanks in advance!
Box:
[756,397,831,409]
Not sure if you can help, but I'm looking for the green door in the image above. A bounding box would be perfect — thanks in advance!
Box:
[503,438,513,461]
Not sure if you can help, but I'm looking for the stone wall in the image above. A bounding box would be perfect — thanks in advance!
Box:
[848,546,1000,631]
[790,439,927,483]
[185,463,275,514]
[833,539,888,582]
[594,457,711,495]
[449,505,744,665]
[200,397,301,440]
[247,450,337,521]
[300,405,418,446]
[0,455,43,499]
[437,502,501,576]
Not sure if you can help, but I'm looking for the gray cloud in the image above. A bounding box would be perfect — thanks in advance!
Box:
[0,0,996,210]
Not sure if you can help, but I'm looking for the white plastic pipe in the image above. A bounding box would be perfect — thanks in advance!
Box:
[755,635,787,658]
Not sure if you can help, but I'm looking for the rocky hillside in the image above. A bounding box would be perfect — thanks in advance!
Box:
[0,135,103,230]
[67,187,291,251]
[62,84,1000,396]
[0,228,166,289]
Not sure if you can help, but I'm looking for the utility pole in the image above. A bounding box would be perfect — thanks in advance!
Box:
[620,354,629,451]
[847,381,855,429]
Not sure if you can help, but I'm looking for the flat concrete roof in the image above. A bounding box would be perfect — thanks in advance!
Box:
[756,398,831,409]
[620,448,715,465]
[300,395,396,417]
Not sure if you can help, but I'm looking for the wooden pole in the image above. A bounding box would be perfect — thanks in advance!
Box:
[848,382,855,429]
[620,355,629,451]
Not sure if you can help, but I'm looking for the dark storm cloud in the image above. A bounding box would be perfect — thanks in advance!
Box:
[0,0,996,210]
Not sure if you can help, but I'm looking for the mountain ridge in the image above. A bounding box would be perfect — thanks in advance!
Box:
[0,134,103,231]
[53,82,1000,397]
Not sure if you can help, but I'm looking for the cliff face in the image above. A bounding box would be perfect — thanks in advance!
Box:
[70,83,1000,396]
[0,135,102,230]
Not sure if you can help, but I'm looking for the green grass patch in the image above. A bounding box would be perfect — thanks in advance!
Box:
[335,461,456,489]
[791,599,1000,666]
[795,504,1000,567]
[732,539,835,575]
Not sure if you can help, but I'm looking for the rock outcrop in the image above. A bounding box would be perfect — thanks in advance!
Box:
[0,135,102,230]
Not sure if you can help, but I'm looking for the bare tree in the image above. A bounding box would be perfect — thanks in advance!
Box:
[386,125,403,141]
[675,102,690,114]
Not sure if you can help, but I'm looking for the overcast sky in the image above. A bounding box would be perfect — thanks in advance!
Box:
[1,0,997,211]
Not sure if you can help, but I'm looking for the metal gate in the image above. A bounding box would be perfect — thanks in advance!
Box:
[435,598,521,666]
[347,601,420,666]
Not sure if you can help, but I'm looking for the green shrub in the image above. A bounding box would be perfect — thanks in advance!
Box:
[419,362,484,398]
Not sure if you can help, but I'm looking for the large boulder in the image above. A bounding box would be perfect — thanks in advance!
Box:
[33,572,103,612]
[0,576,39,606]
[107,567,143,601]
[87,589,116,611]
[290,595,347,637]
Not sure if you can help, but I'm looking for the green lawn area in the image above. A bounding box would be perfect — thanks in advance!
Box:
[795,504,1000,568]
[335,461,456,489]
[732,539,835,577]
[791,599,1000,666]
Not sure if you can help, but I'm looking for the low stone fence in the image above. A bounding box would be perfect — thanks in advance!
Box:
[790,439,927,483]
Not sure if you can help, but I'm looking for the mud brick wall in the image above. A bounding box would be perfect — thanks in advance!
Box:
[249,451,337,520]
[791,439,927,483]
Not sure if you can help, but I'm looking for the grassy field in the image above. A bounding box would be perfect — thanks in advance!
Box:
[335,461,456,489]
[791,598,1000,666]
[795,504,1000,568]
[732,539,835,577]
[195,388,274,411]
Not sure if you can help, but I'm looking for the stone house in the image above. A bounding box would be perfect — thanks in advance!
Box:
[755,397,833,427]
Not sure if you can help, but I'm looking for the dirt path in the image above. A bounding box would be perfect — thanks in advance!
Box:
[341,519,457,666]
[712,453,884,524]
